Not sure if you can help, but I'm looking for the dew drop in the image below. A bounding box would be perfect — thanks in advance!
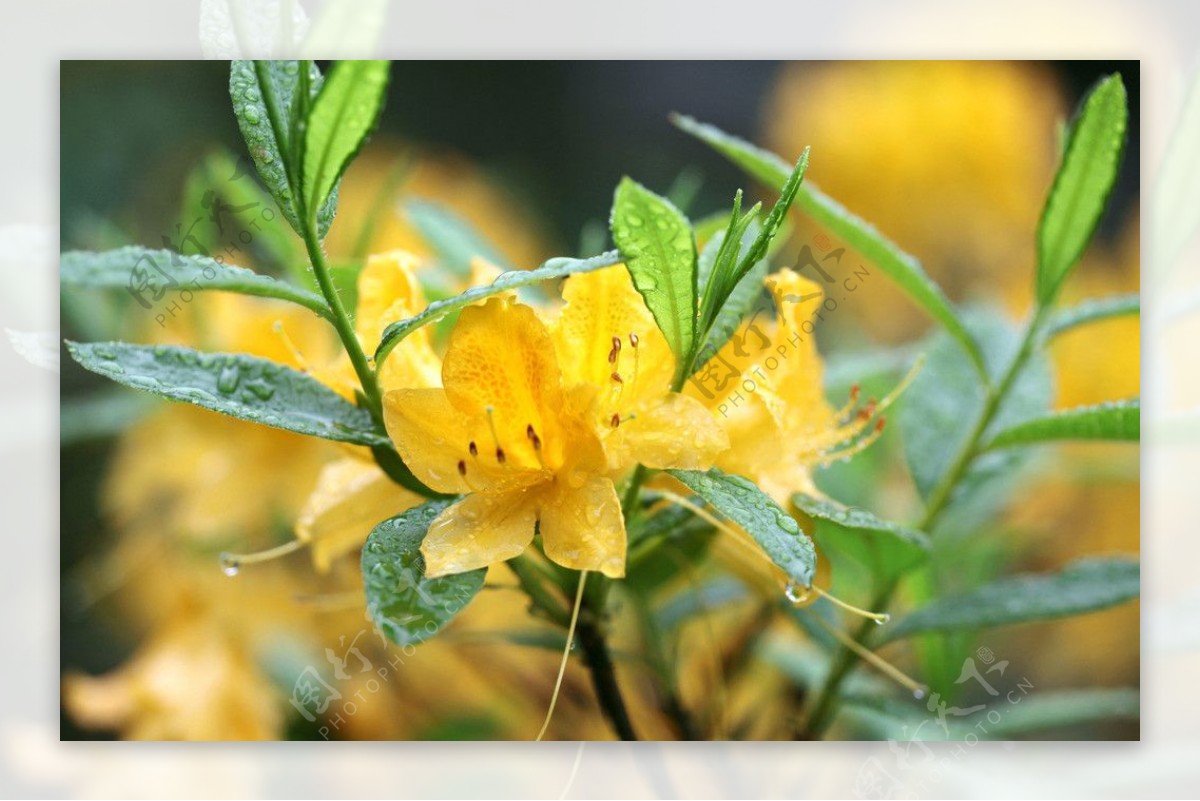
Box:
[244,107,261,125]
[784,581,810,604]
[216,364,240,394]
[873,613,891,625]
[219,552,241,577]
[244,378,276,400]
[912,687,927,701]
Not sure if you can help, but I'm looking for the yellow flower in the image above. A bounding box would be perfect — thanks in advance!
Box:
[550,265,729,472]
[384,295,623,577]
[763,61,1063,341]
[687,269,883,505]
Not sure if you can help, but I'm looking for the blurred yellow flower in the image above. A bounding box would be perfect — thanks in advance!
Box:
[764,61,1064,340]
[687,269,884,505]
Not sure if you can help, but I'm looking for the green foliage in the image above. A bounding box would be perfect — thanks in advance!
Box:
[610,177,698,380]
[671,113,987,379]
[303,60,391,225]
[898,309,1052,529]
[374,250,623,365]
[229,60,337,239]
[1046,293,1139,339]
[985,399,1140,449]
[60,247,330,319]
[880,557,1139,643]
[1036,74,1128,304]
[362,499,487,647]
[693,216,770,368]
[668,468,817,588]
[404,198,511,277]
[65,341,388,447]
[793,494,930,586]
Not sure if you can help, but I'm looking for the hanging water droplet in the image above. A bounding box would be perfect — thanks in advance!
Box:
[784,581,810,604]
[873,613,891,625]
[912,687,927,701]
[219,552,241,577]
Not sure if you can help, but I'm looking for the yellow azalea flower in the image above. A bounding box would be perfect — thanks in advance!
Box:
[550,265,729,472]
[687,269,883,505]
[385,295,627,577]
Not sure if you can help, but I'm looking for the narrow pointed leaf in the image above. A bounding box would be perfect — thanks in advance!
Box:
[230,60,337,238]
[65,341,388,446]
[60,247,331,319]
[363,499,487,647]
[880,556,1140,643]
[303,59,390,224]
[404,199,511,277]
[1037,74,1128,304]
[375,250,622,366]
[984,399,1140,450]
[1045,293,1139,339]
[668,467,817,587]
[610,177,698,376]
[671,113,986,379]
[792,494,930,584]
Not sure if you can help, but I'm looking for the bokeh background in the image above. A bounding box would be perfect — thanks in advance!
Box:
[60,60,1139,743]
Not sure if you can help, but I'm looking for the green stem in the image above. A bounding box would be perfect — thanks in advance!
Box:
[800,306,1050,738]
[577,579,639,741]
[300,224,383,422]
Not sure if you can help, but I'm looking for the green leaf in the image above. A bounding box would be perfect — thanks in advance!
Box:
[60,389,156,445]
[60,247,331,320]
[879,556,1139,643]
[898,308,1052,531]
[984,399,1139,449]
[404,199,512,277]
[303,60,390,226]
[179,149,302,281]
[610,177,698,378]
[843,687,1139,739]
[671,113,987,380]
[1036,74,1128,304]
[375,249,622,366]
[626,504,717,593]
[694,217,770,369]
[362,499,487,647]
[1045,293,1139,339]
[230,60,338,239]
[65,341,388,447]
[792,494,930,585]
[668,467,817,588]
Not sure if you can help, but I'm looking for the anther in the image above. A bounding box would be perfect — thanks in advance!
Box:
[526,423,542,451]
[610,413,621,428]
[608,335,622,364]
[468,441,478,457]
[611,371,624,384]
[496,447,507,464]
[629,332,639,348]
[457,459,467,476]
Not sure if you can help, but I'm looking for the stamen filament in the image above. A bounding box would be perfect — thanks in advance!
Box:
[219,538,306,574]
[536,569,589,741]
[272,320,312,372]
[810,585,890,624]
[808,612,926,696]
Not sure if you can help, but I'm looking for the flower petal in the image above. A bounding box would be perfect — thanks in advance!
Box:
[384,388,545,494]
[356,250,426,347]
[612,392,730,470]
[421,490,538,577]
[441,297,566,468]
[552,265,675,406]
[539,475,626,578]
[296,457,421,572]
